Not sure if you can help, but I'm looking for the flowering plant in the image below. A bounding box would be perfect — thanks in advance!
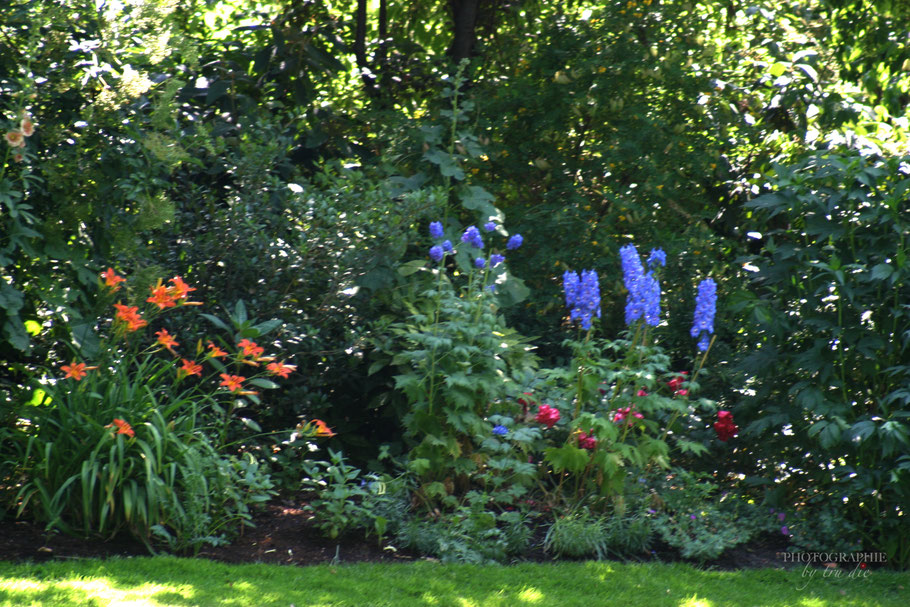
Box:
[517,243,724,506]
[6,268,329,551]
[374,220,536,497]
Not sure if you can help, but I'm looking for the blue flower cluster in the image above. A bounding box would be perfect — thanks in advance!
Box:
[563,269,601,330]
[691,278,717,352]
[461,225,484,249]
[427,221,522,275]
[492,424,508,436]
[647,248,666,268]
[620,244,661,327]
[428,222,454,262]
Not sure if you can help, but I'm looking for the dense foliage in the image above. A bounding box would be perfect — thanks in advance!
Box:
[1,0,908,568]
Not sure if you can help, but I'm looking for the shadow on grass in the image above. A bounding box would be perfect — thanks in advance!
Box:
[0,557,907,606]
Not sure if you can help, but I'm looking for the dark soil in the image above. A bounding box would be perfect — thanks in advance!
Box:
[0,496,794,570]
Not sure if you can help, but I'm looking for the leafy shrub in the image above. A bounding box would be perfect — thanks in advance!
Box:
[733,150,910,568]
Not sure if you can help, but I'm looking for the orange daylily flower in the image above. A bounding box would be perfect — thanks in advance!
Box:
[219,373,246,393]
[147,280,177,309]
[167,276,196,301]
[207,341,228,358]
[237,338,265,360]
[107,418,135,438]
[311,419,336,437]
[266,361,296,378]
[178,358,202,379]
[155,328,179,354]
[113,302,148,332]
[100,268,126,291]
[61,360,98,381]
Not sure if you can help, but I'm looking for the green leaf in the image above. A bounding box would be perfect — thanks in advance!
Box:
[408,458,431,475]
[870,263,894,281]
[248,378,280,390]
[233,300,248,326]
[769,62,789,77]
[199,313,230,332]
[795,63,818,82]
[240,417,262,432]
[252,319,283,335]
[544,445,589,474]
[848,420,876,442]
[397,260,427,276]
[3,318,30,352]
[205,80,231,105]
[0,282,24,314]
[70,321,100,359]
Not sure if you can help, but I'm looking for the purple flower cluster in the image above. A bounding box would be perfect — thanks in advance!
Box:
[563,269,601,330]
[620,244,661,327]
[691,278,717,351]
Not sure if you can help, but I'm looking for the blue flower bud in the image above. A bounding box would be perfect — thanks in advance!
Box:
[429,245,444,262]
[429,221,444,239]
[506,234,523,250]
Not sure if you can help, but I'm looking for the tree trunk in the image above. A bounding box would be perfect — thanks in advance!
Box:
[448,0,482,62]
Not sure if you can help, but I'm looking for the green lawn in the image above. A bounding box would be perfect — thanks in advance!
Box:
[0,557,907,606]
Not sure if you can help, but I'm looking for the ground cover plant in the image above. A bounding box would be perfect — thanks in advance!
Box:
[2,0,909,578]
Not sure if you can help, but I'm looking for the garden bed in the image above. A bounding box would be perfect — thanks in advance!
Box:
[0,496,794,571]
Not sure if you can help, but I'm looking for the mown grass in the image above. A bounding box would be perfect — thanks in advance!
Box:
[0,557,907,607]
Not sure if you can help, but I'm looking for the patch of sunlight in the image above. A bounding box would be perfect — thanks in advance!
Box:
[798,599,826,607]
[0,578,47,592]
[679,597,713,607]
[517,587,544,602]
[60,579,193,606]
[583,561,616,581]
[422,592,439,604]
[457,598,480,607]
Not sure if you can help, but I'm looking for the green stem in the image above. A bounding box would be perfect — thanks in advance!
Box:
[573,328,592,421]
[425,267,447,414]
